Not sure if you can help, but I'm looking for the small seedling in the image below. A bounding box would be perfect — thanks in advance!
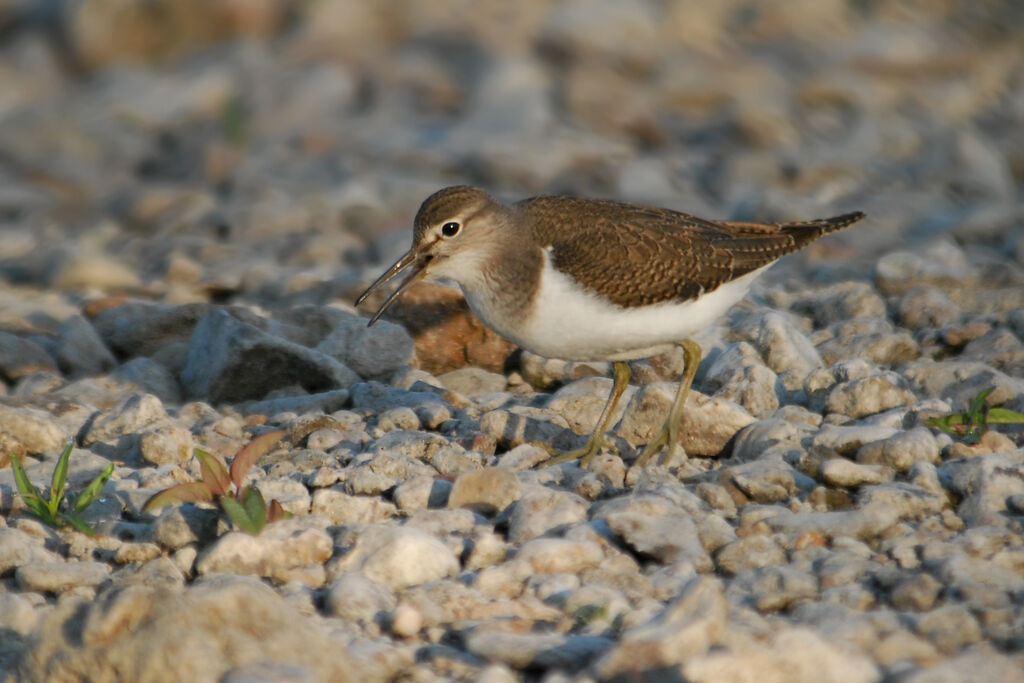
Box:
[143,430,288,534]
[926,387,1024,444]
[10,440,115,536]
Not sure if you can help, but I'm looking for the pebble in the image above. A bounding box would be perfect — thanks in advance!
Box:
[328,525,459,590]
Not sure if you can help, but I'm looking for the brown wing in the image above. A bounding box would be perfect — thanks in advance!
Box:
[520,196,864,308]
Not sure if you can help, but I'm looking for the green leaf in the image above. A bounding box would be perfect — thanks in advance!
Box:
[195,449,231,496]
[62,511,98,536]
[241,486,267,531]
[75,463,115,513]
[986,407,1024,424]
[142,482,216,513]
[926,415,965,436]
[10,454,54,523]
[967,387,994,420]
[220,494,262,535]
[48,440,73,517]
[230,430,285,493]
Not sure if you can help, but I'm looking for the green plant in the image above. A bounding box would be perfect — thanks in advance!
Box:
[926,387,1024,444]
[142,430,288,534]
[10,440,115,536]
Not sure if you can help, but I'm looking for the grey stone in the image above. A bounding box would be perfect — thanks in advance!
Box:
[110,357,182,405]
[819,459,892,487]
[897,287,961,330]
[941,452,1024,526]
[448,468,522,515]
[715,534,786,576]
[507,486,588,544]
[902,360,1024,413]
[14,578,355,681]
[323,572,395,631]
[0,331,58,380]
[0,404,67,454]
[196,518,333,585]
[327,524,459,590]
[0,528,63,575]
[16,561,111,593]
[437,367,508,397]
[825,372,917,418]
[392,475,453,510]
[604,510,711,571]
[596,577,727,679]
[316,314,414,379]
[310,488,397,524]
[856,427,940,471]
[616,385,754,457]
[54,314,117,378]
[180,309,359,403]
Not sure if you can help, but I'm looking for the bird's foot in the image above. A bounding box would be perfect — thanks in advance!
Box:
[540,433,617,467]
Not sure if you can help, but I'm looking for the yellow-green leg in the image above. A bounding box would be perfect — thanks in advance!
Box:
[543,361,631,467]
[633,338,702,468]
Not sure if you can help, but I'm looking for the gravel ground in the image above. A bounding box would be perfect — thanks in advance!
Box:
[1,1,1023,681]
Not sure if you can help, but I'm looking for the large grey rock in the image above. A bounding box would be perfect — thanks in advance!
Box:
[316,313,414,379]
[14,577,355,682]
[180,309,360,403]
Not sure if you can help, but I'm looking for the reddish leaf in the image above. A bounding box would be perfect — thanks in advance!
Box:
[142,482,216,513]
[230,430,285,493]
[195,449,231,496]
[266,499,288,523]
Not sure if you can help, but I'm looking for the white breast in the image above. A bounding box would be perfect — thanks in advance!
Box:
[468,250,770,362]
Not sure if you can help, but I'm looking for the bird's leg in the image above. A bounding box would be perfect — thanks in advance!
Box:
[633,338,702,468]
[543,361,631,467]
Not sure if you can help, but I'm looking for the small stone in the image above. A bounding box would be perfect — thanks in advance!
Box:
[328,525,459,590]
[507,486,588,544]
[596,577,727,679]
[310,488,397,524]
[392,475,453,510]
[316,314,414,379]
[437,367,507,397]
[448,468,522,515]
[514,538,603,574]
[825,373,917,419]
[856,428,940,471]
[391,603,423,638]
[914,604,983,655]
[897,287,960,330]
[81,393,169,446]
[196,518,333,584]
[715,535,786,575]
[891,572,942,611]
[16,561,111,593]
[149,504,219,550]
[0,592,38,634]
[604,511,711,571]
[0,331,58,380]
[820,459,892,488]
[616,386,754,457]
[138,423,193,466]
[54,314,117,378]
[323,572,395,631]
[0,404,67,454]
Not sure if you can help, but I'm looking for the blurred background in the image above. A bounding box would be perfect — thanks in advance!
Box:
[0,0,1021,312]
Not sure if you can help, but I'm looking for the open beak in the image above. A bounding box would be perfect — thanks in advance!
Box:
[355,249,430,326]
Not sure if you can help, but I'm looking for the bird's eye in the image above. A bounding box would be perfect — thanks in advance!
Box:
[440,221,461,238]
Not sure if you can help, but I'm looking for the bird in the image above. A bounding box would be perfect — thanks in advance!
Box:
[356,185,864,467]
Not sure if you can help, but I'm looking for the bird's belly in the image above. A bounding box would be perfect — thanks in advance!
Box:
[467,262,769,362]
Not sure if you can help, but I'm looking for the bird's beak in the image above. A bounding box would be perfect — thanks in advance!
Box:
[355,248,430,326]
